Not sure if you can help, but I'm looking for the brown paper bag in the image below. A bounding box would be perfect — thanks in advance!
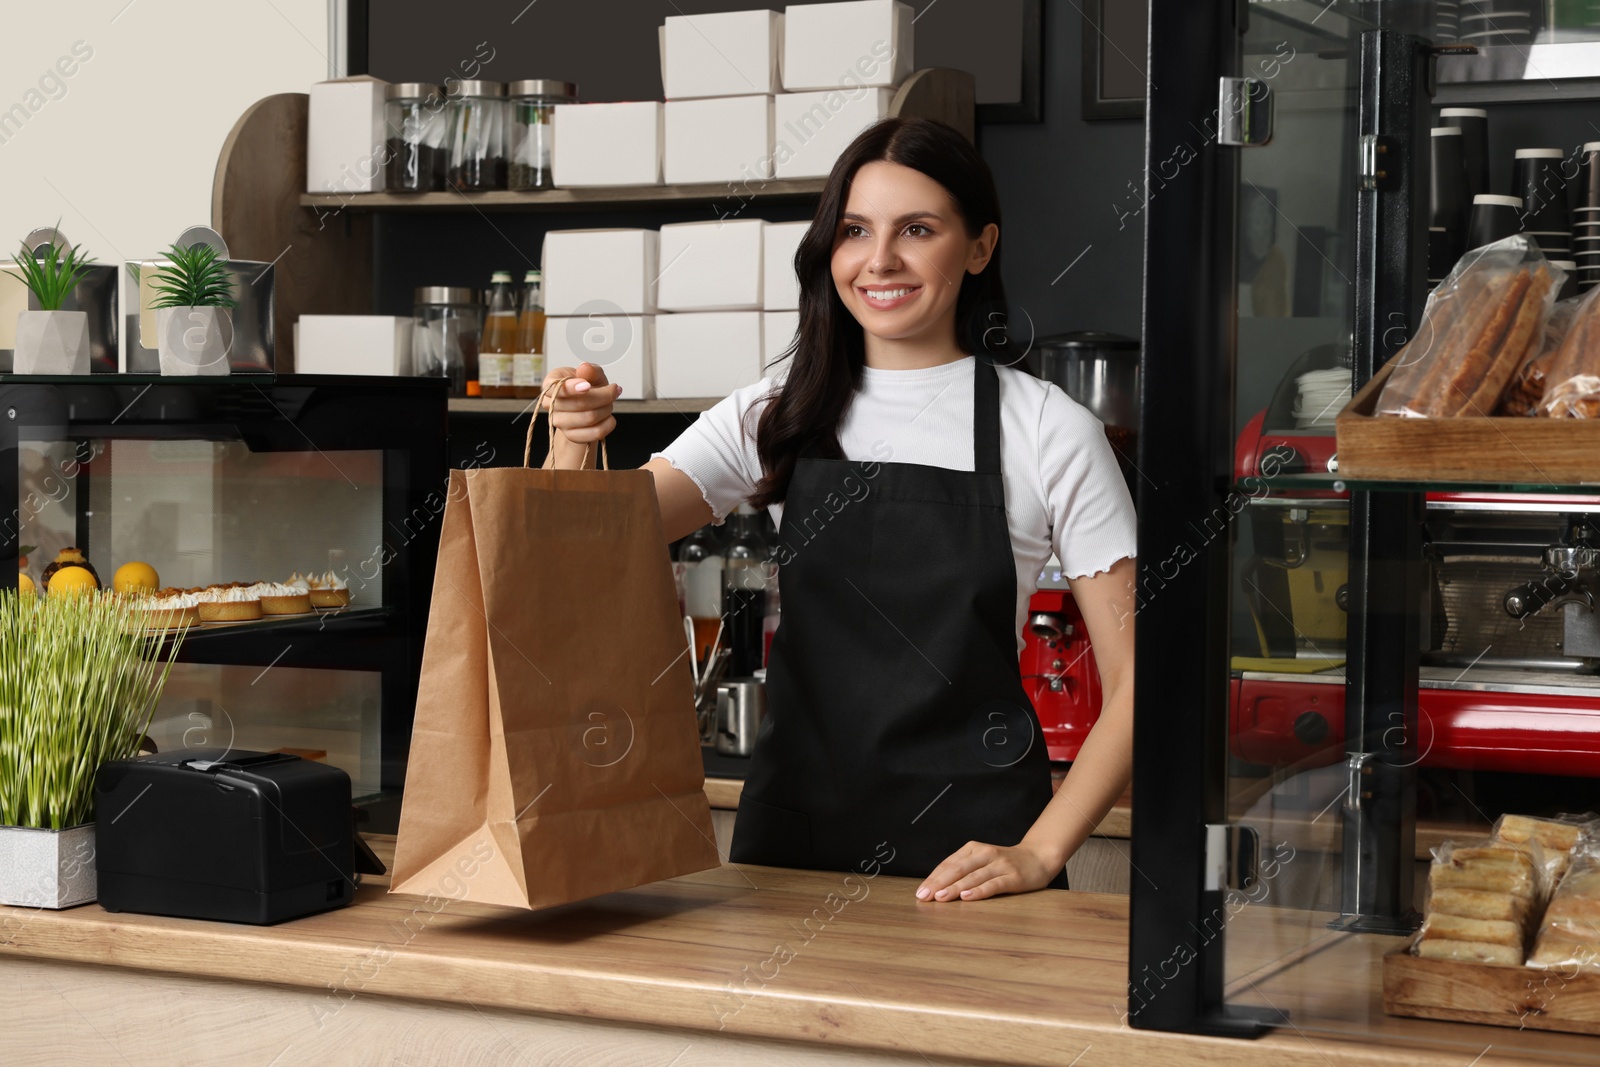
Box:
[390,398,720,908]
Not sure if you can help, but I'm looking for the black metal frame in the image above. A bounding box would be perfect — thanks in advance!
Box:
[1334,28,1430,934]
[0,375,448,795]
[1128,0,1265,1037]
[1131,0,1435,1034]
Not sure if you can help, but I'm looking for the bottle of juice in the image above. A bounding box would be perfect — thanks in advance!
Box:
[513,269,546,400]
[477,271,518,399]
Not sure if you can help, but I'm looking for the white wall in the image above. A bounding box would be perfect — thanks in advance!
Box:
[0,0,327,264]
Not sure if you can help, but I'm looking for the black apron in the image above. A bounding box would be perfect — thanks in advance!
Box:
[730,357,1069,889]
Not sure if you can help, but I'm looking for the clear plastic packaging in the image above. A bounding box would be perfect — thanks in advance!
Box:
[1492,811,1600,883]
[1416,837,1548,967]
[1539,283,1600,418]
[1527,846,1600,973]
[1498,294,1584,415]
[1377,235,1565,418]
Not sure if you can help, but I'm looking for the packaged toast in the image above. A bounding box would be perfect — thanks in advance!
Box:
[1377,236,1564,419]
[1416,837,1548,966]
[1539,284,1600,418]
[1528,849,1600,974]
[1498,295,1582,416]
[1492,811,1599,882]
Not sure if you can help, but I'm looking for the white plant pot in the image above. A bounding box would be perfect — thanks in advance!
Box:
[0,823,96,909]
[156,305,233,376]
[13,310,90,375]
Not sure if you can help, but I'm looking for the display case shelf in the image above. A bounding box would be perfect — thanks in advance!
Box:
[1258,473,1600,498]
[154,606,397,670]
[300,180,827,213]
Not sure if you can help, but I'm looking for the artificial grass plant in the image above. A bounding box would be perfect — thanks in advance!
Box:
[0,590,183,830]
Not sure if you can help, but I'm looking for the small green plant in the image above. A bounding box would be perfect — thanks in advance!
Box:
[0,590,184,830]
[148,243,238,310]
[4,233,93,311]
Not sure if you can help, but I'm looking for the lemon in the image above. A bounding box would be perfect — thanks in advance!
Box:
[48,565,99,597]
[113,561,160,595]
[17,572,36,596]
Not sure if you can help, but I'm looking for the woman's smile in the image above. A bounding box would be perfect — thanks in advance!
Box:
[857,283,924,310]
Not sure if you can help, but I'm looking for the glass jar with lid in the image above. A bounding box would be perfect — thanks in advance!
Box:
[412,287,482,397]
[445,80,508,191]
[508,80,577,191]
[384,83,447,193]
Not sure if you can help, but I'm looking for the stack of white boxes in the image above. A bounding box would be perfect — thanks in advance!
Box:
[554,2,914,188]
[762,221,807,366]
[540,217,811,399]
[541,229,659,399]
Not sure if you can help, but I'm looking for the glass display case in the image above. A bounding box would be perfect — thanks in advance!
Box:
[1,374,447,816]
[1134,0,1600,1055]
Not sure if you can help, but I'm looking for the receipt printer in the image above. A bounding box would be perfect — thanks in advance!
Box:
[95,749,356,925]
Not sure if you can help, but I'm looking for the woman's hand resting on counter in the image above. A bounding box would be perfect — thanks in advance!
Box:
[542,362,621,470]
[915,838,1066,902]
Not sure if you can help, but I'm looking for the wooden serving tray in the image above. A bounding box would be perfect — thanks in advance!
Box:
[1384,944,1600,1036]
[1336,360,1600,484]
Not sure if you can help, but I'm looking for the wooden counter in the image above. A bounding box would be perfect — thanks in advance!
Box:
[3,839,1595,1066]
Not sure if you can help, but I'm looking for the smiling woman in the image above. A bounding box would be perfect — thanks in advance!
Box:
[541,118,1138,904]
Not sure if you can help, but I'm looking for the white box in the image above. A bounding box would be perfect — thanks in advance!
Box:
[657,219,765,312]
[544,314,654,399]
[763,310,799,368]
[773,89,894,179]
[297,315,413,376]
[542,229,660,316]
[661,10,783,99]
[307,76,389,194]
[654,312,763,398]
[552,102,663,187]
[664,96,775,185]
[782,1,913,92]
[762,221,810,310]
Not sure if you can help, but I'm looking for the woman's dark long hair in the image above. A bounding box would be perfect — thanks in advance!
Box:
[749,117,1007,508]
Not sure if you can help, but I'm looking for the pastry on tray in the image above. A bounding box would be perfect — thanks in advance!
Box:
[1494,813,1594,882]
[251,576,313,616]
[307,570,351,610]
[1417,840,1543,967]
[195,583,263,622]
[1375,238,1563,419]
[137,590,201,631]
[1528,854,1600,974]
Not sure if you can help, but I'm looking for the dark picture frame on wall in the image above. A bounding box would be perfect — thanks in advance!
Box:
[976,0,1044,125]
[1082,0,1148,120]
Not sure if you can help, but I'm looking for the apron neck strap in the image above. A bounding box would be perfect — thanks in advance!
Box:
[973,357,1001,474]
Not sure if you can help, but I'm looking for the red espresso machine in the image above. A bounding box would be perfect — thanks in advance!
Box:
[1230,345,1600,778]
[1028,339,1600,778]
[1024,333,1137,762]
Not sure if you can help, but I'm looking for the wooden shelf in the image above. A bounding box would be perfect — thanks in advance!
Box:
[300,180,827,213]
[448,396,720,415]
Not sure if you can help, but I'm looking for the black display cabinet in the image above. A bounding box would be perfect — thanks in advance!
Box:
[1,374,447,814]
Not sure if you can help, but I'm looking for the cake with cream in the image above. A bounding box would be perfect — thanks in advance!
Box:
[308,570,351,609]
[252,577,313,615]
[139,590,201,630]
[194,583,263,622]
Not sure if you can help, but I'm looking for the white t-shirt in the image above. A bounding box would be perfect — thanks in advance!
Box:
[654,357,1138,650]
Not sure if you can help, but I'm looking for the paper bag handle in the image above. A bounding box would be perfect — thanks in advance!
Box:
[526,373,611,471]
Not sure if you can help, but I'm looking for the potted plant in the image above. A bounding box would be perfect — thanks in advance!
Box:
[4,233,93,375]
[149,242,238,376]
[0,589,183,909]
